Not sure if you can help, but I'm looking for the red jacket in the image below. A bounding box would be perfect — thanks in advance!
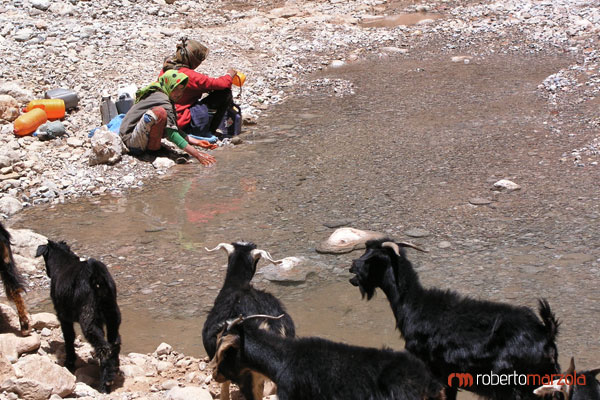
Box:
[159,67,232,127]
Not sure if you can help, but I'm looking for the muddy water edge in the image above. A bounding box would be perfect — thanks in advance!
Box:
[13,49,599,386]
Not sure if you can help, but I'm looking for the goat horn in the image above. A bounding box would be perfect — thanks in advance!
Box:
[205,243,235,255]
[226,314,284,331]
[397,242,428,253]
[250,249,281,264]
[382,242,401,256]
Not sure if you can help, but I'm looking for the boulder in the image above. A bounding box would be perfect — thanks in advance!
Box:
[31,313,60,330]
[5,228,48,259]
[316,227,386,254]
[14,355,76,397]
[0,377,53,400]
[0,196,23,217]
[89,127,127,166]
[0,333,41,362]
[0,303,21,332]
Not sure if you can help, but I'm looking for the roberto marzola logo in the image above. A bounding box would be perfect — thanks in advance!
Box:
[448,372,587,388]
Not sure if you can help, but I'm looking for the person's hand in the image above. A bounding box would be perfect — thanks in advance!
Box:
[195,151,216,166]
[197,140,218,150]
[227,68,237,78]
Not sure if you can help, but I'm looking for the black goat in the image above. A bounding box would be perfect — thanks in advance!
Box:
[0,222,30,335]
[349,238,561,400]
[534,358,600,400]
[202,242,295,400]
[212,314,446,400]
[36,240,121,393]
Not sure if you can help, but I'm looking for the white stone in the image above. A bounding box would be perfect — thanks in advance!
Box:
[73,382,99,397]
[0,95,20,122]
[120,364,146,378]
[89,127,126,166]
[155,342,172,356]
[166,386,213,400]
[152,157,175,169]
[161,379,179,390]
[0,196,23,216]
[31,313,60,330]
[493,179,521,192]
[30,0,51,11]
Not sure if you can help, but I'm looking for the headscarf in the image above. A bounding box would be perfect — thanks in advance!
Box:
[135,69,189,103]
[162,37,209,71]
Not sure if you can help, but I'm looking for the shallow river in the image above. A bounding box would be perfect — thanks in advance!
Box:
[13,48,599,398]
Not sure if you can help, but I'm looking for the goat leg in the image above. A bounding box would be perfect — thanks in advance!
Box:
[60,320,77,371]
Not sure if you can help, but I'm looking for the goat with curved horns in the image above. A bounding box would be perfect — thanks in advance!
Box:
[202,242,295,400]
[349,238,561,400]
[212,313,446,400]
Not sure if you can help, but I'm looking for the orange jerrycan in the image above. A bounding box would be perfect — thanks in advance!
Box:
[25,99,65,120]
[14,108,48,136]
[232,71,246,87]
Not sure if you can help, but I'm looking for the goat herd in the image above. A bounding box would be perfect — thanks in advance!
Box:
[1,222,599,399]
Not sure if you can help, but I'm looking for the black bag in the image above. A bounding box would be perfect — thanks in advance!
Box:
[216,103,242,137]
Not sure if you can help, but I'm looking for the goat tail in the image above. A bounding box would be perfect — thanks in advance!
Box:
[538,298,560,342]
[0,241,25,296]
[88,259,118,301]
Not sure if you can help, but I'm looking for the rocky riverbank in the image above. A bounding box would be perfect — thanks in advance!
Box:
[1,0,599,219]
[0,302,230,400]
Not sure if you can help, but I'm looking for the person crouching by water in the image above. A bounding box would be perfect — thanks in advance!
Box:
[161,38,236,138]
[119,70,216,166]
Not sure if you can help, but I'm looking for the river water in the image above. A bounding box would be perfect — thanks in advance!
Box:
[13,48,599,398]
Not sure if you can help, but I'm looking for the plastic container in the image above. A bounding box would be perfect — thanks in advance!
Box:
[45,88,79,110]
[14,108,48,136]
[100,95,118,125]
[25,99,65,120]
[117,84,138,101]
[232,71,246,87]
[115,93,134,115]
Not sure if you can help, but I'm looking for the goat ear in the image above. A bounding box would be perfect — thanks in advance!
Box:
[215,334,240,361]
[35,244,48,258]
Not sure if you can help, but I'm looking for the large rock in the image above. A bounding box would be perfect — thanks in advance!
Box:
[166,386,213,400]
[316,227,387,254]
[0,377,53,400]
[89,127,127,166]
[0,303,21,332]
[0,82,33,103]
[11,253,41,274]
[14,355,76,397]
[31,313,60,330]
[0,196,23,216]
[5,228,48,259]
[0,353,15,382]
[0,95,20,122]
[0,333,41,362]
